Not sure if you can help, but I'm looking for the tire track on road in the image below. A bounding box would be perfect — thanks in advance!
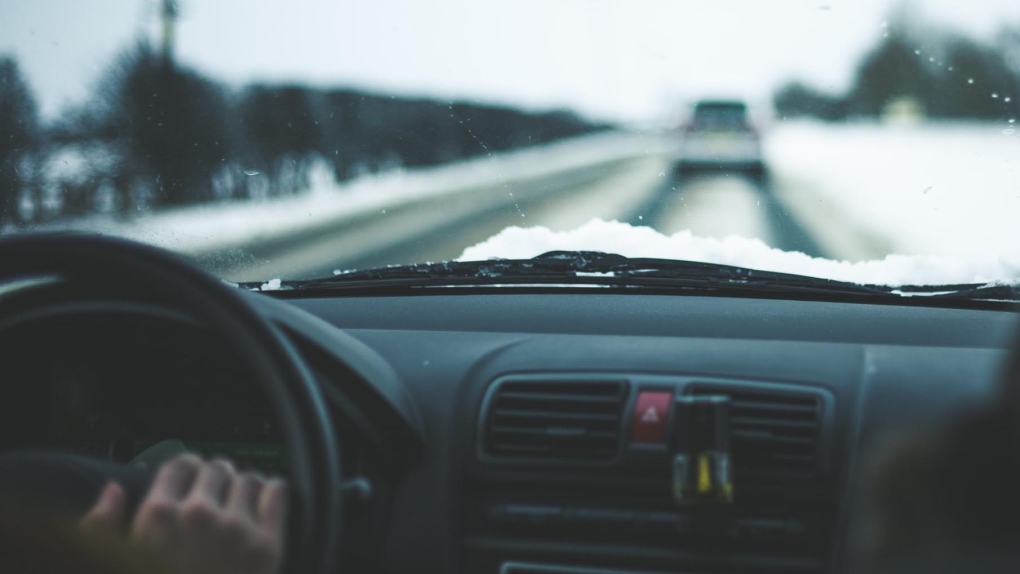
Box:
[624,171,827,259]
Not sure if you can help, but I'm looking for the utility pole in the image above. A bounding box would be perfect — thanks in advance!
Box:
[160,0,178,71]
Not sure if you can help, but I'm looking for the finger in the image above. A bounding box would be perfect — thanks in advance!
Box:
[80,482,128,532]
[148,453,202,502]
[257,478,288,539]
[226,472,265,522]
[186,459,235,506]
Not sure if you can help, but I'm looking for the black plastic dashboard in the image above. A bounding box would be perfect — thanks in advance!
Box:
[263,292,1018,574]
[4,281,1014,574]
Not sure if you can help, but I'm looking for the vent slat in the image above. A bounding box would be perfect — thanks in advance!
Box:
[688,385,823,490]
[498,382,624,396]
[735,469,817,483]
[491,444,618,458]
[730,399,816,413]
[497,392,622,405]
[730,416,817,431]
[491,426,618,440]
[736,452,816,465]
[731,430,817,447]
[494,409,619,424]
[485,379,627,462]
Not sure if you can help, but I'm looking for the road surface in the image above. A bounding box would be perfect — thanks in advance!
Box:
[213,146,892,282]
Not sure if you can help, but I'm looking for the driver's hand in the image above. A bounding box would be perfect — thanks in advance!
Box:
[80,454,288,574]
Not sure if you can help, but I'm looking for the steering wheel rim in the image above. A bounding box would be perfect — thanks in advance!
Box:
[0,232,342,574]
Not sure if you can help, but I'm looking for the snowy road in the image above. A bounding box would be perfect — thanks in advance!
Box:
[34,122,1014,285]
[179,121,1020,283]
[218,150,884,282]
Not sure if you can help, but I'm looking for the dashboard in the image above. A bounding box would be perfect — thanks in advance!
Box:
[2,284,1017,574]
[282,291,1015,574]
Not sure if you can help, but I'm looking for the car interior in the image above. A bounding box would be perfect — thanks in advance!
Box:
[6,0,1020,573]
[0,233,1016,574]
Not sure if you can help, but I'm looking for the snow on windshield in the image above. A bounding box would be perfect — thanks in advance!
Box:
[459,218,1020,287]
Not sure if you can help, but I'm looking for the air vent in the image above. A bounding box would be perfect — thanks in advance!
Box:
[483,378,628,462]
[688,384,824,490]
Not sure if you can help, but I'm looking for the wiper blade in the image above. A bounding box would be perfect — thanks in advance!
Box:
[269,250,895,297]
[893,282,1020,302]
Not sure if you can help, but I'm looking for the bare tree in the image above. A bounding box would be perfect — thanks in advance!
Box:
[0,57,40,226]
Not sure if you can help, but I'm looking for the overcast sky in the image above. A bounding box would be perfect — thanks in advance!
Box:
[3,0,1020,123]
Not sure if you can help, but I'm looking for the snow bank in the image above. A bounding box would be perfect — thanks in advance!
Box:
[458,218,1020,286]
[24,132,667,256]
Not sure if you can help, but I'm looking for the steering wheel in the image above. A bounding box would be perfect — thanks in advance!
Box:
[0,233,342,574]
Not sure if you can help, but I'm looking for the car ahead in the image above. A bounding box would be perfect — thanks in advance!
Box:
[675,100,765,179]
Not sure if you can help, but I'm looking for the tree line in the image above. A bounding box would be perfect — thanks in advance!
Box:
[0,43,604,227]
[775,15,1020,121]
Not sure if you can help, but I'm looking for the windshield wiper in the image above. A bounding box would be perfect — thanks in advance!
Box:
[892,282,1020,302]
[257,251,902,299]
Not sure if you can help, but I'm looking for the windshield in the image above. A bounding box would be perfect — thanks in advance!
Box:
[2,1,1019,290]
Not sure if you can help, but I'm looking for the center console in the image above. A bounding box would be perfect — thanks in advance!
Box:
[460,374,838,574]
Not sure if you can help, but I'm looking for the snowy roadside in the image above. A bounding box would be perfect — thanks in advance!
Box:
[18,131,670,257]
[765,120,1020,262]
[460,121,1020,286]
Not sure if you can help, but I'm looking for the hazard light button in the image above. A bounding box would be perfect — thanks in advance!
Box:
[630,390,674,444]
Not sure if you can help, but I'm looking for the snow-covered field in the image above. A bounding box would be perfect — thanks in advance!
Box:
[766,121,1020,261]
